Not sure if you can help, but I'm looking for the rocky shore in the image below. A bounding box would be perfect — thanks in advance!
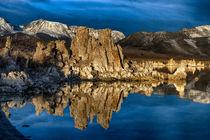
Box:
[1,26,201,94]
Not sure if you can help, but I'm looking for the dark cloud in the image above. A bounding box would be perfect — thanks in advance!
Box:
[28,0,50,2]
[0,0,209,35]
[188,0,210,22]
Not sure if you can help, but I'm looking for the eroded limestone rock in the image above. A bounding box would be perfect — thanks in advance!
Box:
[69,26,125,43]
[70,27,124,74]
[68,27,170,81]
[0,31,206,91]
[33,42,46,64]
[1,36,12,57]
[33,40,70,66]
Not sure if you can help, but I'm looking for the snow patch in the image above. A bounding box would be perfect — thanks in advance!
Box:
[184,39,205,56]
[166,40,191,55]
[189,25,210,38]
[0,17,14,35]
[22,19,72,38]
[196,25,210,32]
[184,39,198,49]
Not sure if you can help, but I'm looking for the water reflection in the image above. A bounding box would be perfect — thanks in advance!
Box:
[1,70,210,130]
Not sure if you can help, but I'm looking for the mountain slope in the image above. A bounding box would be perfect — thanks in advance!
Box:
[179,25,210,38]
[20,19,125,42]
[21,19,73,39]
[118,25,210,59]
[0,17,14,36]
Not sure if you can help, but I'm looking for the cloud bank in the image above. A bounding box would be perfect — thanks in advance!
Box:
[0,0,209,35]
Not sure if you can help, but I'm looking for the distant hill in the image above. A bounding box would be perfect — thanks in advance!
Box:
[118,25,210,60]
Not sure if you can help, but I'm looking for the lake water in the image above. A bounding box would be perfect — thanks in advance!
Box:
[8,94,210,140]
[1,70,210,140]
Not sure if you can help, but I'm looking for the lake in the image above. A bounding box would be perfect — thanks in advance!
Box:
[1,69,210,140]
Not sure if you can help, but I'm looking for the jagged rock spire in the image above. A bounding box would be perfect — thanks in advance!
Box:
[1,36,12,57]
[70,27,124,72]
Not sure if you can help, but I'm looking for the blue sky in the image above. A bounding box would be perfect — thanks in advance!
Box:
[0,0,210,35]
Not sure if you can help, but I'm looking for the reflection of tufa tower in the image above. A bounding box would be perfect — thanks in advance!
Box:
[5,36,12,49]
[168,80,187,98]
[2,77,210,130]
[0,82,156,130]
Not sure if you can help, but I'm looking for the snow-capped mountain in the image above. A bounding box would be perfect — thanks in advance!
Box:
[21,19,74,39]
[0,17,125,42]
[19,19,125,42]
[0,17,14,36]
[69,26,125,42]
[179,25,210,38]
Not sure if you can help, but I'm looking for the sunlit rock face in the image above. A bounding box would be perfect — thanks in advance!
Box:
[68,27,188,81]
[22,27,126,80]
[0,25,208,93]
[0,36,12,57]
[70,26,125,43]
[0,37,65,89]
[33,40,69,66]
[0,34,205,94]
[33,42,46,64]
[69,27,125,79]
[29,27,174,81]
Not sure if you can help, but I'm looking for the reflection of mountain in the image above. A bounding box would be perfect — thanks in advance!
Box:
[1,75,210,130]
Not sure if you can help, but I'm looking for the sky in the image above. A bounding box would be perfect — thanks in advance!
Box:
[0,0,210,35]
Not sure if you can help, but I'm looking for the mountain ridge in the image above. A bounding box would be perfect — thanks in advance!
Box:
[118,25,210,59]
[0,17,14,36]
[0,17,125,43]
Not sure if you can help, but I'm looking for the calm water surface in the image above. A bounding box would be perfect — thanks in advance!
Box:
[7,93,210,140]
[2,69,210,140]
